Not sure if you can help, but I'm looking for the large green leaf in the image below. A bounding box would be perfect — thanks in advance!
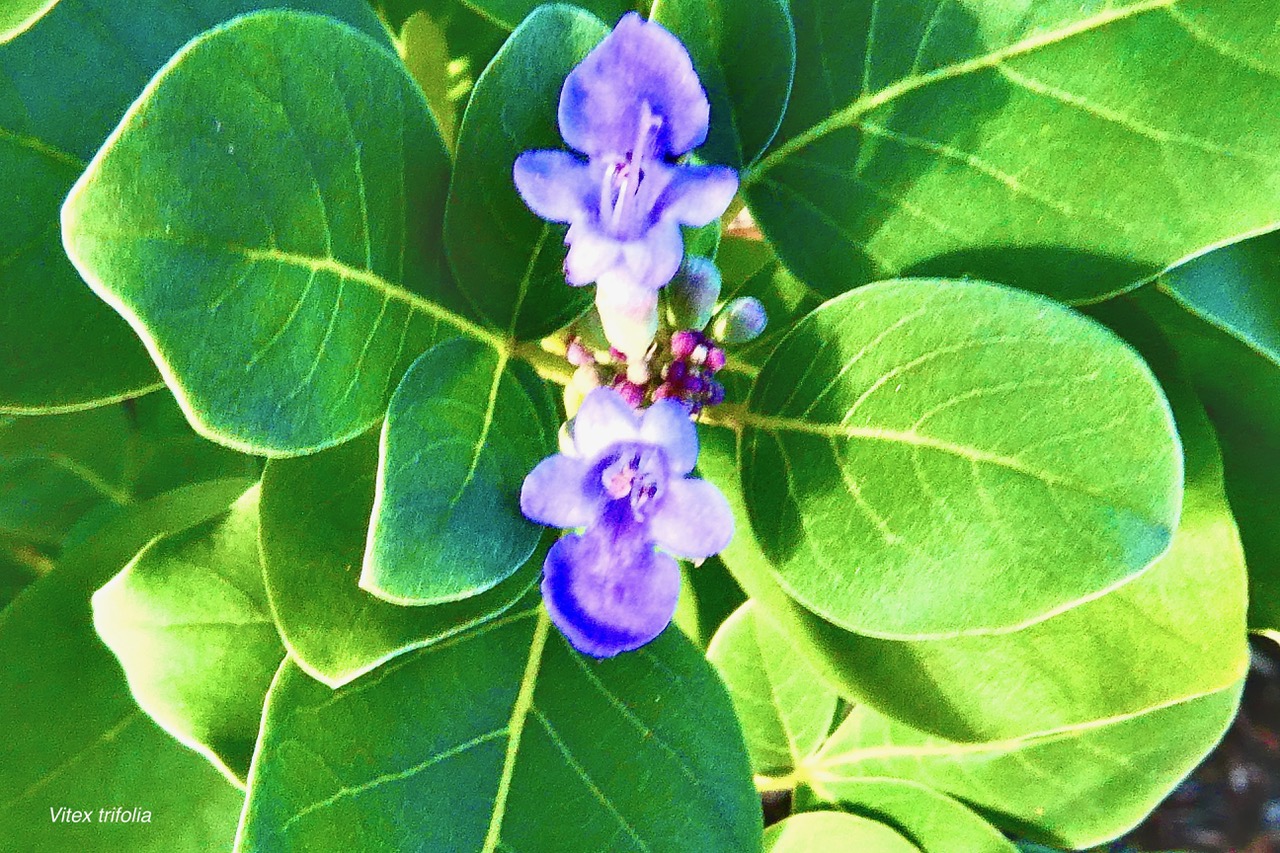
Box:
[809,680,1241,848]
[0,393,258,548]
[92,486,284,785]
[0,0,386,412]
[703,349,1244,845]
[746,0,1280,303]
[237,608,761,851]
[0,0,58,42]
[1161,230,1280,363]
[0,479,253,852]
[261,428,540,687]
[739,279,1181,637]
[443,5,604,340]
[652,0,794,168]
[699,340,1247,743]
[0,538,40,609]
[763,811,917,853]
[1127,233,1280,629]
[61,10,497,456]
[817,778,1017,853]
[362,337,552,604]
[707,601,838,777]
[0,405,138,546]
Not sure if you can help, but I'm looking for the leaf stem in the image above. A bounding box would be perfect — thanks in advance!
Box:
[754,772,801,792]
[513,341,575,386]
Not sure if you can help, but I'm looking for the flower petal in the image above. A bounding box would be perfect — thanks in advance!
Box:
[655,164,739,227]
[594,275,660,360]
[640,399,697,475]
[513,150,593,223]
[622,218,685,291]
[572,387,641,459]
[564,223,623,287]
[520,454,597,528]
[650,477,734,559]
[541,525,681,658]
[558,12,710,158]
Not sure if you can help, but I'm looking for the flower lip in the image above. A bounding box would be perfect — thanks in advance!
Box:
[520,375,732,659]
[540,518,682,658]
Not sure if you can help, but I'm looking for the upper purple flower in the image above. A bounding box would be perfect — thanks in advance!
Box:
[521,387,733,657]
[514,13,739,359]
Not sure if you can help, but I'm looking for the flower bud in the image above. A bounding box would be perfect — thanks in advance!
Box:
[712,296,768,344]
[665,257,722,330]
[671,329,699,359]
[563,365,601,418]
[565,339,594,367]
[611,377,646,408]
[704,346,726,373]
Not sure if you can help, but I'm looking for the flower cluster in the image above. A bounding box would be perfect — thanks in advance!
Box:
[513,13,756,657]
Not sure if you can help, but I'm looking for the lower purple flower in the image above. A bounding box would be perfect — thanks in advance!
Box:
[521,387,733,657]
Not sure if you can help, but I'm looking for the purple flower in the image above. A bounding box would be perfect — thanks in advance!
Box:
[521,387,733,657]
[514,12,739,360]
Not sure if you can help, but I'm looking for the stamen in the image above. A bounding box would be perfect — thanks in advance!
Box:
[599,447,666,520]
[603,101,663,237]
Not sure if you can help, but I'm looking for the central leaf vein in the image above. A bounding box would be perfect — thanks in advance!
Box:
[481,607,551,853]
[745,411,1144,513]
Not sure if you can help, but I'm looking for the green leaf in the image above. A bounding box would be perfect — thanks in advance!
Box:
[816,778,1017,853]
[361,339,551,604]
[701,336,1248,743]
[672,562,702,645]
[809,680,1241,848]
[1127,233,1280,630]
[0,0,387,412]
[443,4,605,340]
[261,427,541,687]
[400,10,459,151]
[0,0,58,42]
[763,811,917,853]
[237,608,761,852]
[0,479,254,851]
[61,10,494,456]
[707,601,838,777]
[0,394,258,548]
[459,0,628,32]
[739,279,1181,637]
[746,0,1280,303]
[686,555,746,645]
[1162,230,1280,363]
[122,391,264,499]
[92,486,284,784]
[652,0,794,168]
[0,540,40,609]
